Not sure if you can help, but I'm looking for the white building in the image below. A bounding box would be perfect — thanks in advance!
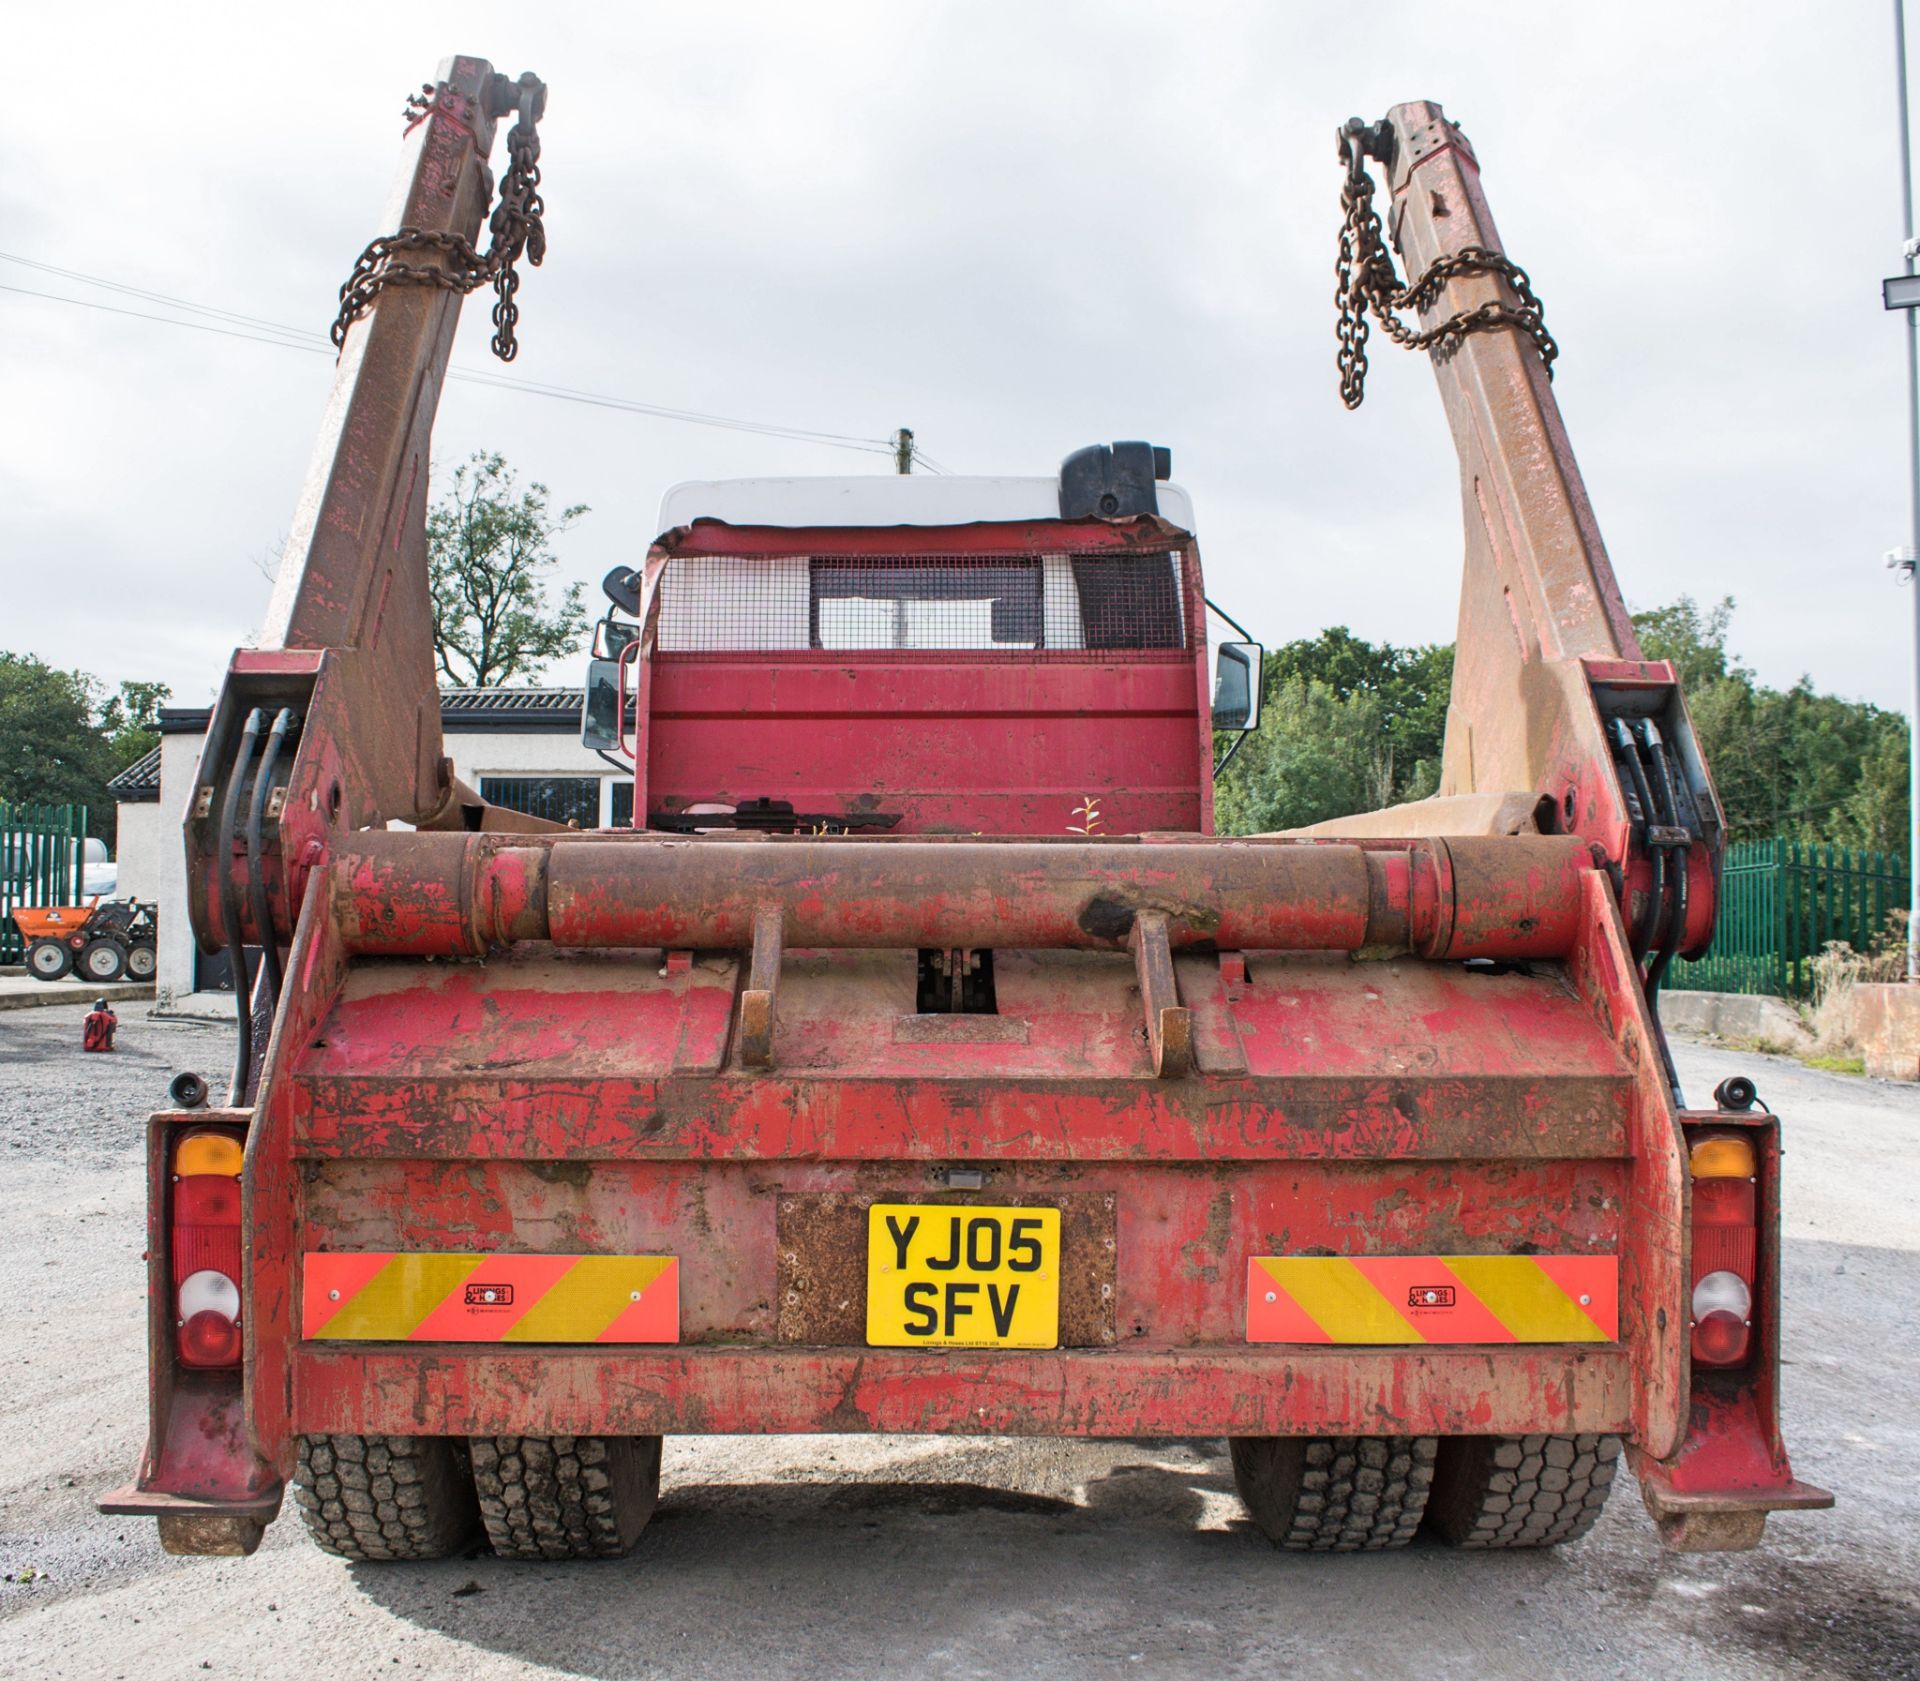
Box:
[112,688,619,1009]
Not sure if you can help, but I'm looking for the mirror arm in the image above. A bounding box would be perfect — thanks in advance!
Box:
[1213,729,1250,780]
[616,637,643,762]
[1204,595,1256,643]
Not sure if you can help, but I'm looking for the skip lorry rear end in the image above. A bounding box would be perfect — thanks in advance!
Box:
[103,58,1829,1561]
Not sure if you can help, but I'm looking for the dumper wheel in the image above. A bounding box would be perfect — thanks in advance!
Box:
[27,940,71,981]
[293,1434,479,1561]
[470,1435,662,1560]
[1425,1433,1621,1548]
[79,939,127,983]
[1230,1435,1437,1551]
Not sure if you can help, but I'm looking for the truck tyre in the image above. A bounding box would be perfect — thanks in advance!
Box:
[293,1434,479,1561]
[470,1435,662,1559]
[126,942,157,980]
[1425,1433,1621,1548]
[27,940,71,980]
[79,939,127,982]
[1230,1435,1437,1551]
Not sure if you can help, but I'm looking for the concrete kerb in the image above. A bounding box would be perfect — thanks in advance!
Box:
[149,990,246,1023]
[0,974,156,1013]
[1655,989,1814,1050]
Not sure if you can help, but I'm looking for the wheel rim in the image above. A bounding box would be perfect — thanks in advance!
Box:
[82,944,124,981]
[29,944,69,977]
[127,946,156,978]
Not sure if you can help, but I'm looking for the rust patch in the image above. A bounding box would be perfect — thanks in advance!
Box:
[776,1190,1116,1347]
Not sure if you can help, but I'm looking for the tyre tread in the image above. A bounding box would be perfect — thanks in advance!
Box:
[1426,1432,1621,1548]
[469,1435,661,1560]
[1231,1435,1437,1551]
[293,1433,478,1561]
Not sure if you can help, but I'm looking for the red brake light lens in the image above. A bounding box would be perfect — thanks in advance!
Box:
[173,1174,242,1225]
[180,1308,243,1367]
[1689,1270,1753,1369]
[1692,1308,1751,1367]
[1691,1176,1755,1226]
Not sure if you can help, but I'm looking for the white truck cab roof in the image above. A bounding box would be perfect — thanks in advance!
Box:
[658,445,1192,537]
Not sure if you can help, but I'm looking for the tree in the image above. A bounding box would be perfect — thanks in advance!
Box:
[0,656,169,838]
[1631,596,1909,848]
[98,679,172,766]
[1215,676,1390,834]
[1216,628,1454,835]
[1215,599,1907,851]
[427,452,590,687]
[1631,594,1739,691]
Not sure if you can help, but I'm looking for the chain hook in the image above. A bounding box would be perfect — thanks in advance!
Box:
[330,71,549,362]
[1338,118,1373,186]
[1334,111,1556,409]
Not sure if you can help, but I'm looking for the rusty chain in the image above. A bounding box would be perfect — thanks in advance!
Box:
[330,77,547,363]
[1336,125,1556,409]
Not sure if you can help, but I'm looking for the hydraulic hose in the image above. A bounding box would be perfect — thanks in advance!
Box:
[217,710,263,1105]
[1637,719,1690,1106]
[244,709,293,1019]
[1610,718,1664,960]
[1640,722,1690,996]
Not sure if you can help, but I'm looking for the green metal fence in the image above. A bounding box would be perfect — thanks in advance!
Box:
[0,802,89,965]
[1672,839,1910,999]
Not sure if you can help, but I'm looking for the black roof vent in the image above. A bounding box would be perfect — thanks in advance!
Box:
[1058,442,1171,520]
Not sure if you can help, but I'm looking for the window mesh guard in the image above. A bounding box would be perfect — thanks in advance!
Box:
[655,552,1189,655]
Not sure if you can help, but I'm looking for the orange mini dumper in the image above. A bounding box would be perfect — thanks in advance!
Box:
[14,899,156,984]
[102,58,1829,1562]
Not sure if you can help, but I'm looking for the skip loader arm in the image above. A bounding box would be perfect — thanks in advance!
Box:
[1338,101,1829,1547]
[101,54,557,1555]
[183,54,560,1099]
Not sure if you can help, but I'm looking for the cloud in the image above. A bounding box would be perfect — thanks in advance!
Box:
[1,0,1910,717]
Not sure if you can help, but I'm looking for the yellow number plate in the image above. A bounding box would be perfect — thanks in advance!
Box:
[865,1204,1060,1348]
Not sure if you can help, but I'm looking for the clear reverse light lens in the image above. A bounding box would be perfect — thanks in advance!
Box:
[177,1268,241,1323]
[1691,1269,1751,1323]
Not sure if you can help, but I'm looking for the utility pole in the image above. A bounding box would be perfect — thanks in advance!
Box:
[1895,0,1920,979]
[892,428,914,475]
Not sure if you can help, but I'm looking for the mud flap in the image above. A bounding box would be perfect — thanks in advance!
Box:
[1634,1387,1831,1552]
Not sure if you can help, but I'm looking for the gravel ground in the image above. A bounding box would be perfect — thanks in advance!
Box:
[1,1005,1915,1681]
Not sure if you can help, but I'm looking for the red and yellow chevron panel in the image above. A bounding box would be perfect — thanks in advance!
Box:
[302,1253,678,1343]
[1247,1254,1617,1344]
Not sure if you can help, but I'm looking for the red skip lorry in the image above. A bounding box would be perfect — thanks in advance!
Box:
[103,59,1828,1560]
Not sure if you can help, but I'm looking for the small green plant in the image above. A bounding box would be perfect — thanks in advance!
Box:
[1067,796,1103,835]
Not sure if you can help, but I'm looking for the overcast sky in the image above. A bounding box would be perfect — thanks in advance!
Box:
[3,2,1915,715]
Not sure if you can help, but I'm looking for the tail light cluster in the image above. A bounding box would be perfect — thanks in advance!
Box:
[172,1130,244,1369]
[1688,1131,1757,1369]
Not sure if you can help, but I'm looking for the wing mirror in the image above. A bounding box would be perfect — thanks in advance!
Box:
[581,658,625,751]
[592,615,640,660]
[1211,640,1264,731]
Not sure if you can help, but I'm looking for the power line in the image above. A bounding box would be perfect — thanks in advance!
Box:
[1,252,325,344]
[0,281,334,356]
[0,252,913,460]
[452,366,897,453]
